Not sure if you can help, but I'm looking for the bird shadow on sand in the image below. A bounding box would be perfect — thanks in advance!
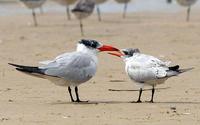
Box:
[33,23,78,28]
[101,19,141,24]
[154,101,200,105]
[49,100,132,105]
[101,20,122,24]
[48,100,200,105]
[108,87,171,92]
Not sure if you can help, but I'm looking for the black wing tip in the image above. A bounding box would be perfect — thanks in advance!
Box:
[8,63,18,67]
[8,63,26,68]
[15,68,26,72]
[169,65,180,71]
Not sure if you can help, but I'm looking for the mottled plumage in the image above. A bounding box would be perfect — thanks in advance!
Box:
[109,48,193,103]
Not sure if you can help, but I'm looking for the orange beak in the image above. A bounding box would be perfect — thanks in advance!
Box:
[98,45,119,52]
[108,51,125,58]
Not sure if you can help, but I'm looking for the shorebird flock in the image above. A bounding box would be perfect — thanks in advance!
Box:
[18,0,199,33]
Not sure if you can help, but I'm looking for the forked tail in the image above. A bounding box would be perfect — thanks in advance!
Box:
[167,65,194,77]
[8,63,45,78]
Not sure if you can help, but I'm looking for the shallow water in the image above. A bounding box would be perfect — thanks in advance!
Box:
[0,0,200,16]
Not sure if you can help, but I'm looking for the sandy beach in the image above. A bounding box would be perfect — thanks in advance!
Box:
[0,1,200,125]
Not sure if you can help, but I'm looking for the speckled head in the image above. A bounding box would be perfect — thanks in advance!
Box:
[79,39,101,49]
[122,48,140,57]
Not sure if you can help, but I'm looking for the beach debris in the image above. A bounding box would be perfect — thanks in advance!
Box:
[91,81,96,84]
[62,116,71,119]
[182,112,191,115]
[19,36,26,40]
[170,106,177,113]
[0,118,9,122]
[8,99,13,102]
[109,87,171,92]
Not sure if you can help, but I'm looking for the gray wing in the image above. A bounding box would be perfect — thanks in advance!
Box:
[41,52,97,83]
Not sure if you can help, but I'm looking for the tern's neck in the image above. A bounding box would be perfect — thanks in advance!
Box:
[76,44,98,56]
[122,56,131,62]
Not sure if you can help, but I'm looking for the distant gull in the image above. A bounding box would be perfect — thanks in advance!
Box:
[72,0,95,36]
[94,0,107,21]
[114,0,131,18]
[54,0,77,20]
[176,0,198,21]
[19,0,46,26]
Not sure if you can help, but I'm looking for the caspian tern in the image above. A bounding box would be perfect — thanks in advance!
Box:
[9,39,119,103]
[109,48,193,103]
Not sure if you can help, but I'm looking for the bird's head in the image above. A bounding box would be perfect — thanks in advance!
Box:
[77,39,119,55]
[108,48,140,59]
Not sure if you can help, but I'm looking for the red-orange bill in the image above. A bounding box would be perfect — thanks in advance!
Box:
[98,45,119,52]
[108,51,124,57]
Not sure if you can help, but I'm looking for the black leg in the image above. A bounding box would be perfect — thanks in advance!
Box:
[68,87,74,102]
[75,86,88,103]
[97,5,101,21]
[80,19,84,36]
[136,88,142,103]
[123,2,128,18]
[186,6,191,22]
[66,5,71,20]
[75,86,81,102]
[150,86,155,103]
[32,9,38,27]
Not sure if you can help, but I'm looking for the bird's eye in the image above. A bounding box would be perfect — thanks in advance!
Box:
[123,51,129,55]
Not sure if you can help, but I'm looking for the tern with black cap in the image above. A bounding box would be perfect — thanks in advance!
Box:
[9,39,119,103]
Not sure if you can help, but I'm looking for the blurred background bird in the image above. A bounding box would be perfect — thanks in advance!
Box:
[94,0,107,21]
[72,0,95,36]
[53,0,77,20]
[114,0,131,18]
[176,0,198,21]
[19,0,47,26]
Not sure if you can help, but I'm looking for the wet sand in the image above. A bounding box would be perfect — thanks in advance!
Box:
[0,5,200,125]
